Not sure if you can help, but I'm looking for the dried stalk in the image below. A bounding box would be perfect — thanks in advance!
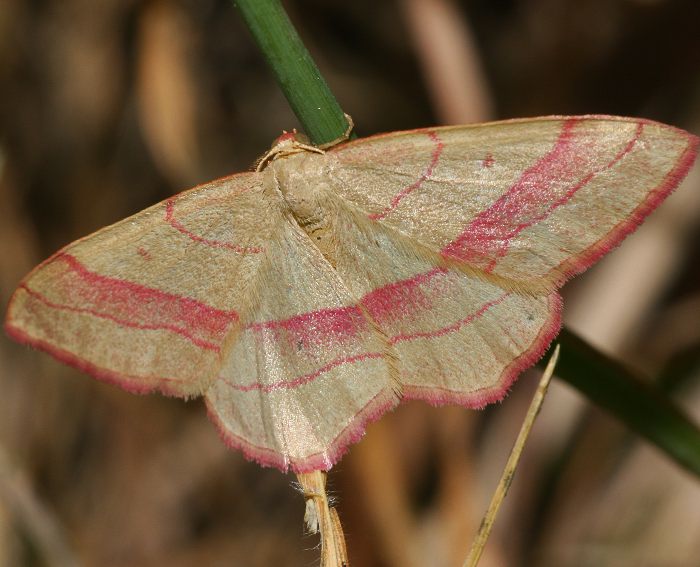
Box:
[464,345,560,567]
[296,471,349,567]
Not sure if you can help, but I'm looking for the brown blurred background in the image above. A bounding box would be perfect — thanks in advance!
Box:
[1,0,699,566]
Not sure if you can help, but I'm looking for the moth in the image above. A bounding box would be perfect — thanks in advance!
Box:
[5,116,698,472]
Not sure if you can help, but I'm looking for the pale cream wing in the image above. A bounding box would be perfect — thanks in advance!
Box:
[6,173,271,396]
[324,116,697,290]
[205,210,395,472]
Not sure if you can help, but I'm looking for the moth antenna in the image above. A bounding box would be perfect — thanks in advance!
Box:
[256,137,325,172]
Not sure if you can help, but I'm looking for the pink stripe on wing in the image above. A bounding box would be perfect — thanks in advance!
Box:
[4,322,188,396]
[206,386,398,473]
[18,284,223,351]
[243,267,449,350]
[362,267,446,323]
[227,351,385,393]
[249,305,365,335]
[369,131,444,220]
[389,292,509,343]
[165,198,264,253]
[38,252,238,350]
[248,305,369,349]
[442,119,644,271]
[229,286,507,392]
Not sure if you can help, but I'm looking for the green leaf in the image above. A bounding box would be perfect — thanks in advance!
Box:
[546,330,700,476]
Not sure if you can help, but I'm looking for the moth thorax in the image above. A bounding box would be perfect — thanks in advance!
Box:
[273,156,337,264]
[274,156,327,225]
[285,191,319,223]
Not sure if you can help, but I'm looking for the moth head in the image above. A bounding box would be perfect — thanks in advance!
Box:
[272,130,311,148]
[256,130,323,172]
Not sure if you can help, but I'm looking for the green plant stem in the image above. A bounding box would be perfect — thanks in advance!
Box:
[233,0,700,477]
[544,330,700,475]
[234,0,348,146]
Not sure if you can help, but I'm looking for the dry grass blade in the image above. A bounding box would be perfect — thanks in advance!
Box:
[296,471,349,567]
[463,344,560,567]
